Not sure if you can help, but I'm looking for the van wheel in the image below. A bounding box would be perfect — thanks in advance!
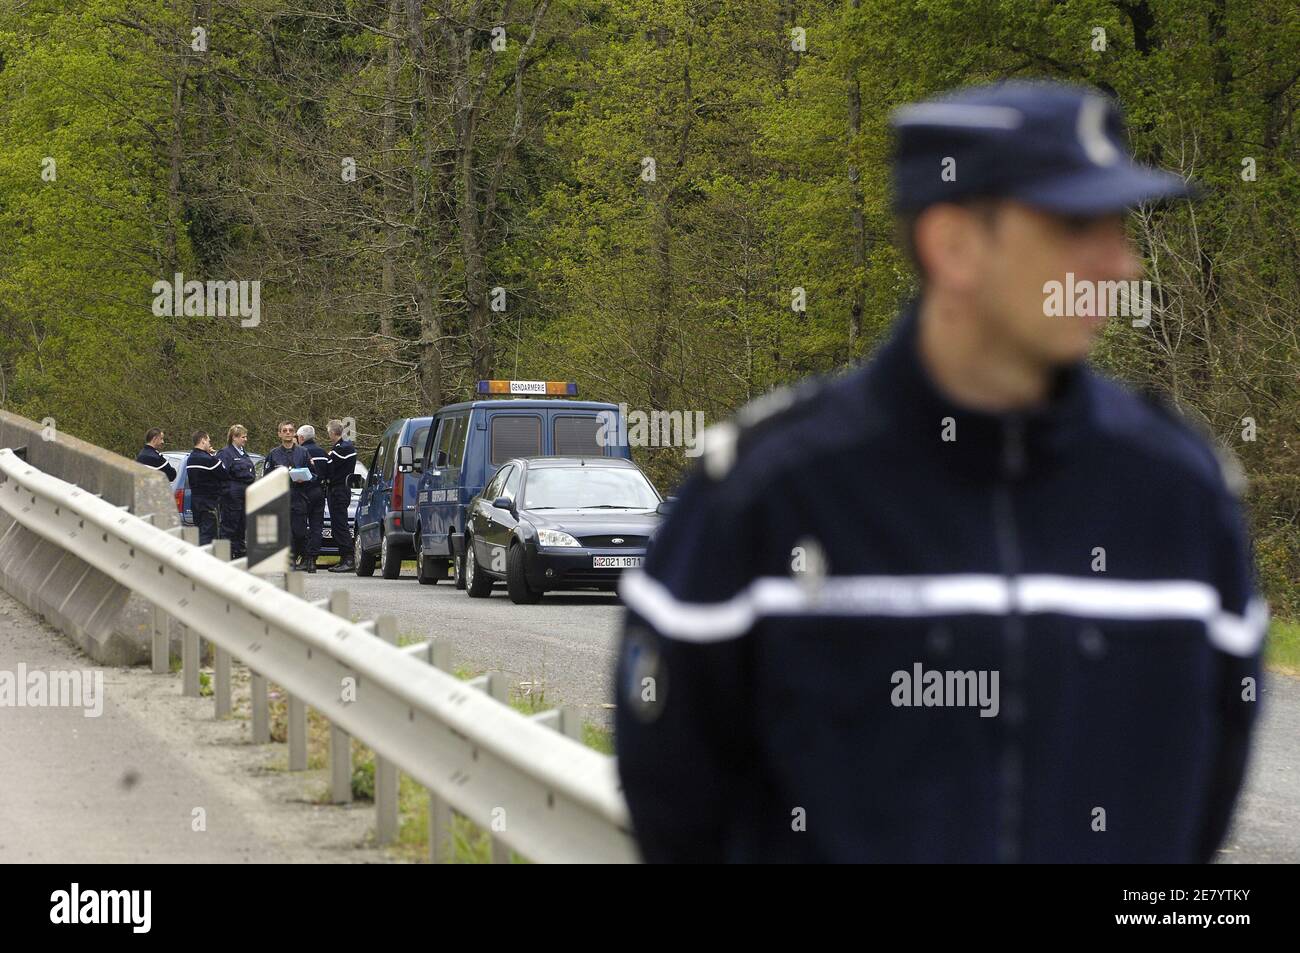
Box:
[506,543,543,605]
[354,532,376,577]
[380,532,402,580]
[465,536,493,598]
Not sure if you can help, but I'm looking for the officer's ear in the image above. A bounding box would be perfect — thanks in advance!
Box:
[913,200,999,293]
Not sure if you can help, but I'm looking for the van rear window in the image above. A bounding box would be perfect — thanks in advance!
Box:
[410,425,431,464]
[490,415,541,465]
[553,415,604,456]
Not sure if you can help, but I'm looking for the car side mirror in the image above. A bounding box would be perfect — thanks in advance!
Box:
[492,496,514,513]
[656,498,675,516]
[347,473,364,490]
[435,449,449,468]
[396,445,414,472]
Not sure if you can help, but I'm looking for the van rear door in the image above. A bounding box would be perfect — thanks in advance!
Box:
[550,409,629,458]
[487,411,543,465]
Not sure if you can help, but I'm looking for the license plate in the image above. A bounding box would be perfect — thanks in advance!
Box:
[592,555,641,569]
[322,527,332,538]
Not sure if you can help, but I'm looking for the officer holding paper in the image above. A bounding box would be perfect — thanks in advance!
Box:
[263,420,314,570]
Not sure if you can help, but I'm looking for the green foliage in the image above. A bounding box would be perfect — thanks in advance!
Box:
[0,0,1295,606]
[1249,475,1300,620]
[1266,619,1300,674]
[351,756,375,802]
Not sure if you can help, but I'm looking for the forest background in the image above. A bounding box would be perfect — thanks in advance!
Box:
[1,0,1296,614]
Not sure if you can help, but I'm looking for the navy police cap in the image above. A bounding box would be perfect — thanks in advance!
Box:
[890,80,1194,215]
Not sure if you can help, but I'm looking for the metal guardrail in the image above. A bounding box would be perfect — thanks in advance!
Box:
[0,448,636,863]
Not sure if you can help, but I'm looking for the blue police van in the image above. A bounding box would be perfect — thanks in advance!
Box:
[352,416,435,578]
[401,381,631,586]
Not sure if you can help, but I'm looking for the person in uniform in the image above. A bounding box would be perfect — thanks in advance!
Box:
[614,81,1266,863]
[216,424,257,559]
[185,431,227,546]
[136,428,176,482]
[264,420,312,569]
[295,424,330,574]
[324,419,358,572]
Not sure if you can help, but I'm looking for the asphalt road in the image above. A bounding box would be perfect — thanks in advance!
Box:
[305,564,1299,862]
[304,566,624,725]
[1219,671,1299,863]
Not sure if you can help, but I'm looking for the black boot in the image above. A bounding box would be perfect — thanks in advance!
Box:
[329,558,355,573]
[305,556,317,574]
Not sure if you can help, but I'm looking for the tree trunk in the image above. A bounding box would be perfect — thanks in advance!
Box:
[846,0,865,353]
[382,0,401,342]
[407,0,443,406]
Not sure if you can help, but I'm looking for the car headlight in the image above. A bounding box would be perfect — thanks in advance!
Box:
[537,529,580,548]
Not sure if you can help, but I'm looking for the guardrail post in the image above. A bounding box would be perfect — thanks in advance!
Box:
[328,589,353,804]
[212,539,233,718]
[557,706,585,742]
[374,614,400,845]
[181,622,200,697]
[284,571,308,771]
[249,575,273,745]
[426,641,453,863]
[151,605,170,675]
[180,526,201,697]
[487,672,513,865]
[251,670,270,742]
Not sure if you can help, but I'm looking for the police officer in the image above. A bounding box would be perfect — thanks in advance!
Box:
[185,431,227,546]
[216,424,256,559]
[324,419,358,573]
[135,428,176,482]
[264,420,312,569]
[295,424,330,574]
[614,81,1265,863]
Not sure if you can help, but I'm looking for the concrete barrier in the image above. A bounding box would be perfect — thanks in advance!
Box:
[0,410,178,663]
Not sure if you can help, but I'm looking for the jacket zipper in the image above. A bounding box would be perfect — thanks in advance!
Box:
[994,415,1027,863]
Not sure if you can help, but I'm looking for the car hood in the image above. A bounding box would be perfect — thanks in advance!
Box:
[521,508,660,536]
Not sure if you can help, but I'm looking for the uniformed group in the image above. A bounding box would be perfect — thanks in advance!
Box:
[135,420,358,574]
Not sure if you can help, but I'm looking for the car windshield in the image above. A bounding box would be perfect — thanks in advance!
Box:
[522,467,659,511]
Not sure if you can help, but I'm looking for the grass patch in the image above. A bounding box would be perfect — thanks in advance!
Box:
[1266,618,1300,675]
[583,722,614,755]
[265,690,333,771]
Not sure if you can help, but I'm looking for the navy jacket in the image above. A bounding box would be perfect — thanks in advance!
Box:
[264,444,312,501]
[136,445,176,482]
[326,439,357,493]
[216,444,257,502]
[185,448,227,505]
[300,440,330,495]
[615,302,1265,864]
